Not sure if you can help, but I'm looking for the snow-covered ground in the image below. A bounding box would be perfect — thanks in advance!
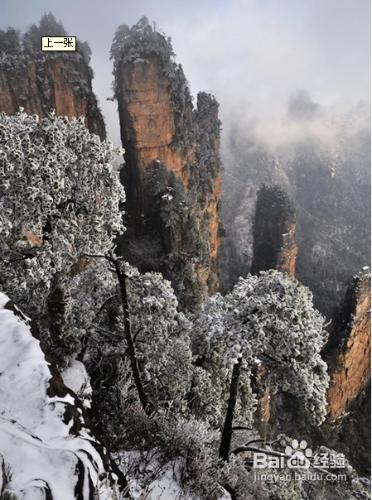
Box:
[117,451,231,500]
[0,292,121,499]
[118,451,195,500]
[61,358,93,408]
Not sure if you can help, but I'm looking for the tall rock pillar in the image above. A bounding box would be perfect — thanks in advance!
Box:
[111,17,222,308]
[0,15,105,139]
[251,184,297,276]
[324,267,371,420]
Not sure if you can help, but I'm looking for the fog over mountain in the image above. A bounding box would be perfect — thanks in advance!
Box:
[0,0,370,144]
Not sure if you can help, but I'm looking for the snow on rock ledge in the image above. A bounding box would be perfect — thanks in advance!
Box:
[61,359,93,408]
[0,292,129,499]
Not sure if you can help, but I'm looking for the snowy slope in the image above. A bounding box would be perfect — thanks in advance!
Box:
[61,359,93,409]
[118,452,231,500]
[0,292,124,499]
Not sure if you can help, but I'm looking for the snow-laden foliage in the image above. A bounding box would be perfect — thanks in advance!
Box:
[187,290,256,427]
[123,264,193,409]
[0,13,92,76]
[66,259,193,445]
[0,28,20,55]
[111,16,174,70]
[116,413,226,500]
[191,270,329,425]
[193,92,222,185]
[68,259,116,343]
[0,12,91,65]
[150,163,211,309]
[22,12,67,52]
[0,111,125,318]
[0,292,125,499]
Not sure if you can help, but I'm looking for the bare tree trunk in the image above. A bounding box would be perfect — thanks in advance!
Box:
[46,273,78,366]
[112,258,152,415]
[219,357,242,461]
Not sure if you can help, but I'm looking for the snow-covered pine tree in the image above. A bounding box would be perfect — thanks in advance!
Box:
[67,259,194,445]
[190,270,329,460]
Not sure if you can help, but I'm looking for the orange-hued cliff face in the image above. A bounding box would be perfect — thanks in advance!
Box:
[117,55,193,207]
[113,22,221,308]
[277,222,298,277]
[0,56,105,140]
[325,269,371,420]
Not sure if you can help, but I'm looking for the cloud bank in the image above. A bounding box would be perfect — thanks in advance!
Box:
[0,0,370,144]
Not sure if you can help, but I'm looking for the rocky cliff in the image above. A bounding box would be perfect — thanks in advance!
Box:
[324,267,371,420]
[251,269,371,475]
[251,184,297,276]
[111,17,221,308]
[0,16,105,139]
[0,294,129,499]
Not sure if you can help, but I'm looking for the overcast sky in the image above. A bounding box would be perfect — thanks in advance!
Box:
[0,0,370,144]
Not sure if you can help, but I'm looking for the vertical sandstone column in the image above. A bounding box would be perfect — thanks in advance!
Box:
[251,184,297,276]
[0,23,105,139]
[325,268,371,420]
[112,19,221,308]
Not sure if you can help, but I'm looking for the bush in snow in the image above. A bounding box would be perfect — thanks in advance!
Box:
[116,410,226,500]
